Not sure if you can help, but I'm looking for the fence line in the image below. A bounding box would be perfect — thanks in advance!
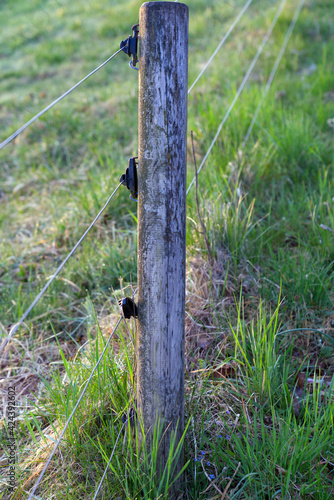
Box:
[186,0,288,195]
[0,182,122,355]
[0,2,305,497]
[0,4,260,353]
[188,0,254,94]
[0,1,252,152]
[0,47,123,151]
[242,0,306,145]
[27,316,123,500]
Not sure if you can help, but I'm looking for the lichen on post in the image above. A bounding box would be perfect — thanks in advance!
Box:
[137,0,189,492]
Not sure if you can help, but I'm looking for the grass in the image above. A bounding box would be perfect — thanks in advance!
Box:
[0,0,334,498]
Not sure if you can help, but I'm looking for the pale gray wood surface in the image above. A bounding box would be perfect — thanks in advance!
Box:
[137,0,189,486]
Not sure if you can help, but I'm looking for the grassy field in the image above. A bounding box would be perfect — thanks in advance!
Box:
[0,0,334,498]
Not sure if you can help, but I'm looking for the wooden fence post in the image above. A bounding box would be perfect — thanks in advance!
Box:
[137,0,189,488]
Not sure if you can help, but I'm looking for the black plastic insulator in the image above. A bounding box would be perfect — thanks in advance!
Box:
[118,297,138,319]
[120,24,139,67]
[120,157,138,200]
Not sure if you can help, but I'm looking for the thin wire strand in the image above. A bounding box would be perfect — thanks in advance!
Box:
[242,0,306,145]
[27,316,122,500]
[0,182,122,355]
[188,0,254,95]
[92,421,126,500]
[186,0,288,195]
[0,48,123,151]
